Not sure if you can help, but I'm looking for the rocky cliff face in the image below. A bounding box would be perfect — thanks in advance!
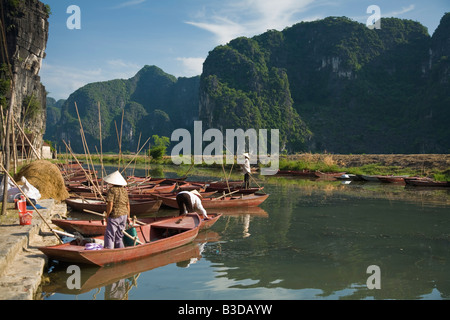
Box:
[1,0,49,151]
[199,15,450,153]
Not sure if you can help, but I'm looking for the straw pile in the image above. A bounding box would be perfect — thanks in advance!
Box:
[15,160,69,201]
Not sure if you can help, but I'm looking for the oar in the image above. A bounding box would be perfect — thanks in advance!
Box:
[82,209,146,226]
[0,163,63,244]
[213,190,240,200]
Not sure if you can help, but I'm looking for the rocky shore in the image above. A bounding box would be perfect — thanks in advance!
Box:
[0,199,67,300]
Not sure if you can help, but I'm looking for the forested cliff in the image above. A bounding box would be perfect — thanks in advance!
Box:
[46,14,450,154]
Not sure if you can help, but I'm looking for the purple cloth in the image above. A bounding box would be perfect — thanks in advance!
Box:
[104,215,127,249]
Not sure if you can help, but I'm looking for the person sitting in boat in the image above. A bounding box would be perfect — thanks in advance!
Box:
[176,190,210,220]
[103,170,131,249]
[240,153,251,189]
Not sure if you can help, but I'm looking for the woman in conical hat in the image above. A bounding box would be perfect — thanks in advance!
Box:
[103,170,127,186]
[103,171,131,249]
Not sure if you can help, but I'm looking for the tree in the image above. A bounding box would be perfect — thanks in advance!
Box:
[148,135,170,161]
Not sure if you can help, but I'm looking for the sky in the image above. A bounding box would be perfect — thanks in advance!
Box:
[40,0,449,100]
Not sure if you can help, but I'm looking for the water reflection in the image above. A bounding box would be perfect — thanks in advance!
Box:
[42,167,450,300]
[201,184,450,299]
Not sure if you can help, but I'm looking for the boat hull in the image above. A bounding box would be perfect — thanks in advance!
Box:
[65,198,162,215]
[40,214,202,266]
[52,213,222,236]
[160,193,269,209]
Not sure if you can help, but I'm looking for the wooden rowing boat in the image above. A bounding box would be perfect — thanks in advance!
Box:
[205,186,264,194]
[39,213,202,266]
[275,169,316,177]
[159,193,269,209]
[404,178,449,188]
[41,242,202,294]
[377,175,409,184]
[52,213,222,236]
[65,198,162,215]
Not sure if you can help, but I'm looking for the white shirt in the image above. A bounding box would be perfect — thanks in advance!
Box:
[178,191,208,218]
[242,157,251,174]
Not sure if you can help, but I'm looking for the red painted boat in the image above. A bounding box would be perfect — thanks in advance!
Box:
[314,171,346,179]
[41,242,203,294]
[377,175,409,184]
[159,193,269,209]
[39,213,202,266]
[52,213,222,236]
[205,186,263,194]
[128,183,177,194]
[65,197,162,215]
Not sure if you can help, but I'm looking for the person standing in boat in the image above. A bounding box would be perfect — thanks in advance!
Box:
[176,190,210,220]
[103,170,131,249]
[241,153,251,189]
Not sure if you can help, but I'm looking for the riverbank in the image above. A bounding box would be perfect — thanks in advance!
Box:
[61,153,450,180]
[0,199,67,300]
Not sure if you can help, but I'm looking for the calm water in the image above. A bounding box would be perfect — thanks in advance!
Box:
[40,167,450,300]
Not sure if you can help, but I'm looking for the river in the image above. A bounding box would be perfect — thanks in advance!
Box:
[40,166,450,300]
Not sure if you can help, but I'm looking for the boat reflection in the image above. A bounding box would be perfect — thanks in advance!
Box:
[42,241,207,298]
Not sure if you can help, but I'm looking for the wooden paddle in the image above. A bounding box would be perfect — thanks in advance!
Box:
[212,190,240,200]
[0,163,63,244]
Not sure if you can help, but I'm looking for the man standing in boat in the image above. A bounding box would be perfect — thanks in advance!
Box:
[176,190,210,220]
[103,170,131,249]
[241,153,251,189]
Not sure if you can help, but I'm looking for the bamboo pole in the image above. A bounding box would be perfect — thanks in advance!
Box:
[98,102,104,190]
[0,163,63,243]
[12,117,41,159]
[74,102,101,196]
[62,140,106,201]
[120,136,151,174]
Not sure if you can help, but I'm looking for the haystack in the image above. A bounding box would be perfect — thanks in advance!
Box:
[15,160,69,201]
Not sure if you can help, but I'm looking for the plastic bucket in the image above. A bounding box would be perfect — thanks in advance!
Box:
[19,211,33,226]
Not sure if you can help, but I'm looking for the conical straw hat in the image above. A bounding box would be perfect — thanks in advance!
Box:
[103,170,127,186]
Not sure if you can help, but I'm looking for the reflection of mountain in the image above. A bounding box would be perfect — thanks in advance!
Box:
[201,185,450,299]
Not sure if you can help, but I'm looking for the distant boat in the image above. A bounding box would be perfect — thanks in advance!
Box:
[377,175,410,184]
[404,178,449,188]
[358,174,381,182]
[275,170,316,177]
[314,171,346,179]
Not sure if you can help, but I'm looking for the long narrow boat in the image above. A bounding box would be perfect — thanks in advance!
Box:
[39,213,201,266]
[52,213,222,236]
[404,179,449,188]
[275,169,317,177]
[159,193,269,209]
[41,242,202,294]
[204,186,264,194]
[65,198,162,215]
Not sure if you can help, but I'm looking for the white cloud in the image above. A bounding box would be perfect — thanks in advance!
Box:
[111,0,146,10]
[41,60,141,100]
[185,0,315,44]
[384,4,415,17]
[176,57,205,77]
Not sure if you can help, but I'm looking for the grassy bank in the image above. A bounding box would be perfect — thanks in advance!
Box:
[56,153,450,181]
